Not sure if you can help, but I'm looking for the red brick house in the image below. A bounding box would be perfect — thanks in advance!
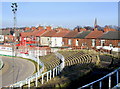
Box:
[20,29,47,46]
[73,31,91,49]
[85,30,104,49]
[104,26,116,32]
[63,30,79,48]
[41,28,69,47]
[98,31,120,48]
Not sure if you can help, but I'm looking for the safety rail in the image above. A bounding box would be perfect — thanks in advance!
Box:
[4,53,44,88]
[78,67,120,89]
[4,52,65,88]
[0,58,3,70]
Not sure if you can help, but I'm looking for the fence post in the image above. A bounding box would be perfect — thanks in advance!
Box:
[50,70,52,80]
[109,75,111,89]
[20,83,23,89]
[56,67,57,76]
[58,65,60,74]
[26,79,28,84]
[28,79,30,89]
[99,81,102,89]
[47,72,49,82]
[53,68,55,78]
[90,85,93,89]
[116,71,119,85]
[35,74,38,87]
[9,85,13,89]
[37,56,40,76]
[42,74,44,84]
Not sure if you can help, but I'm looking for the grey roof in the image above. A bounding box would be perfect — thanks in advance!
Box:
[24,30,32,32]
[2,30,10,35]
[74,31,91,39]
[99,31,120,40]
[15,31,21,37]
[0,30,2,35]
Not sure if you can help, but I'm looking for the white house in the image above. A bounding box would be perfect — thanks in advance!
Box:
[0,30,4,42]
[50,30,69,47]
[41,30,69,47]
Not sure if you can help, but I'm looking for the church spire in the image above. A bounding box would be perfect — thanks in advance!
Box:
[94,18,97,28]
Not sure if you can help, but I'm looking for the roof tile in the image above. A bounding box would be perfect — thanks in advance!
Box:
[64,31,79,38]
[85,30,103,39]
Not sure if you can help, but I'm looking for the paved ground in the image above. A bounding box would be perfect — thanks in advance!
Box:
[0,56,35,88]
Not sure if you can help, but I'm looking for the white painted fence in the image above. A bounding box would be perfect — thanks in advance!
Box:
[78,67,120,89]
[0,58,3,70]
[4,52,65,88]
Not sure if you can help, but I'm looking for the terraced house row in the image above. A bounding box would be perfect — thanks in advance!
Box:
[0,26,120,52]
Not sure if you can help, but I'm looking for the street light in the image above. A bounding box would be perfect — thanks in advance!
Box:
[11,3,18,84]
[11,3,17,29]
[11,2,18,55]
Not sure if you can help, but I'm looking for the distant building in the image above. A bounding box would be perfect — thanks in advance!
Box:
[0,30,4,42]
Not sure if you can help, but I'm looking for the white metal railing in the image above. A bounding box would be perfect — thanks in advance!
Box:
[0,58,3,70]
[78,67,120,89]
[4,52,65,88]
[5,53,44,88]
[55,52,65,71]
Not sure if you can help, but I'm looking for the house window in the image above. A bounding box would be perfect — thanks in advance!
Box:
[101,40,105,46]
[49,41,52,44]
[118,42,120,46]
[55,38,57,46]
[47,38,49,41]
[109,44,113,47]
[62,42,64,45]
[92,39,96,47]
[76,40,79,46]
[82,43,86,46]
[36,37,40,41]
[68,39,71,45]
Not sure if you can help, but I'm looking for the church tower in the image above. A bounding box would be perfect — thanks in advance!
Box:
[94,18,97,28]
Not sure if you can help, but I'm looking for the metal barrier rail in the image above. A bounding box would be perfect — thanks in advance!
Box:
[5,53,45,88]
[5,52,65,88]
[0,58,3,70]
[78,67,120,89]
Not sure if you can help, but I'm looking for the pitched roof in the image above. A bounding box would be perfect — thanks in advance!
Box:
[74,31,91,39]
[21,29,46,37]
[104,27,116,32]
[85,30,103,39]
[41,30,57,37]
[0,30,2,35]
[2,30,10,35]
[52,30,70,37]
[20,31,32,37]
[14,30,23,37]
[35,29,46,36]
[31,30,40,36]
[63,31,79,38]
[99,31,120,40]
